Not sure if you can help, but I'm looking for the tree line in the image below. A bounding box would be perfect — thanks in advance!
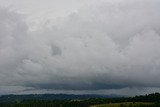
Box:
[0,92,160,107]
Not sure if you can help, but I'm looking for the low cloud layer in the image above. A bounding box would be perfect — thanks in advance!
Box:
[0,0,160,95]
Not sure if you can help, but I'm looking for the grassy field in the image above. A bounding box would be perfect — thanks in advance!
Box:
[90,102,153,107]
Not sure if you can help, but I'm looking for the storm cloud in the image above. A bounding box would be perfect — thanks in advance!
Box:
[0,0,160,95]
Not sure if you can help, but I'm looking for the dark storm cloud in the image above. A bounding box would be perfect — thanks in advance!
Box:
[0,0,160,94]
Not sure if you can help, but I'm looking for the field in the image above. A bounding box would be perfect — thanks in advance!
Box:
[90,102,153,107]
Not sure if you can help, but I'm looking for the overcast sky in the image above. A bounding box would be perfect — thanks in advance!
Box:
[0,0,160,96]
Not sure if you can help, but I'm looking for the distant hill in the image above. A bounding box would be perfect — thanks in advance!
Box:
[0,93,160,107]
[0,94,121,102]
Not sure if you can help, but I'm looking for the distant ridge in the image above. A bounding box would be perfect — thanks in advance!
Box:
[0,94,122,102]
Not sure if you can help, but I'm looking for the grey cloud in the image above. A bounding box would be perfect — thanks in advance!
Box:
[0,0,160,95]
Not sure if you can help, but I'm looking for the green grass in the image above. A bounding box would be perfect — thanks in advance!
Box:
[90,102,153,107]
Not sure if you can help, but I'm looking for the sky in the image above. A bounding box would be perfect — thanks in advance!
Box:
[0,0,160,96]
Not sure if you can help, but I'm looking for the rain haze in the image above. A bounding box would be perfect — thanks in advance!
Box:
[0,0,160,96]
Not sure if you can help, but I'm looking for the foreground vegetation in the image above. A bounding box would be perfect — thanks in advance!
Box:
[91,102,154,107]
[0,93,160,107]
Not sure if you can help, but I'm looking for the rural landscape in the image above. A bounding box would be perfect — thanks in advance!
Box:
[0,0,160,107]
[0,93,160,107]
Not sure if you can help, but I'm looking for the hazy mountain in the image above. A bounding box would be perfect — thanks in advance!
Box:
[0,94,122,102]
